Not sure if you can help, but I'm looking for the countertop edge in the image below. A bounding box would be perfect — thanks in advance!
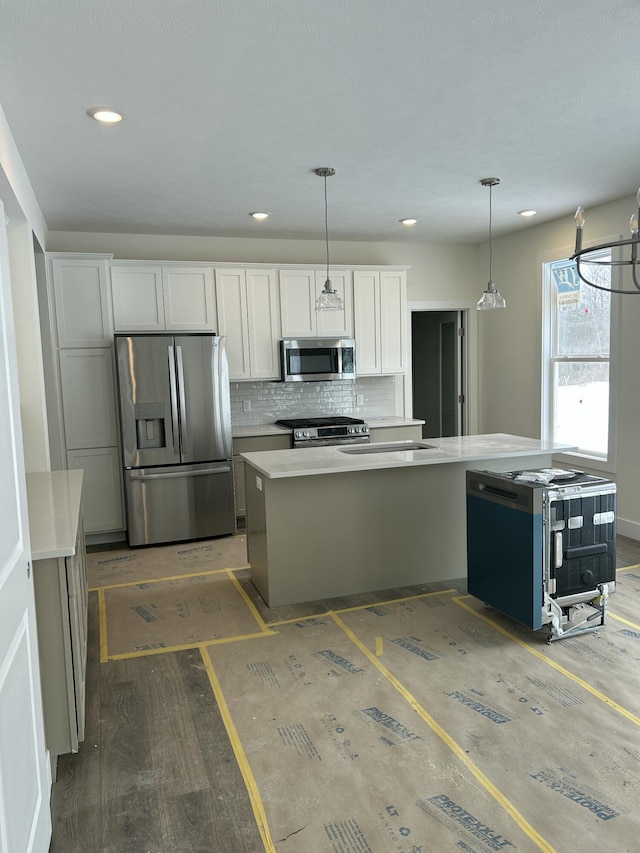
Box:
[26,470,84,560]
[241,435,577,479]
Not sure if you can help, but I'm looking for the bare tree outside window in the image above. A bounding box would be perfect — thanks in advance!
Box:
[547,253,611,457]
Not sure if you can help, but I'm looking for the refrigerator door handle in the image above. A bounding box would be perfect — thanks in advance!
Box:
[176,345,188,455]
[167,345,180,456]
[212,336,233,460]
[128,464,232,481]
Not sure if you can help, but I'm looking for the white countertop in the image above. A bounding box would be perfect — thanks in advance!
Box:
[240,433,576,479]
[26,470,84,560]
[232,416,423,439]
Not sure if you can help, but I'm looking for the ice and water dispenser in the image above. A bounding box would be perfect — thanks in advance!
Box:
[134,402,167,450]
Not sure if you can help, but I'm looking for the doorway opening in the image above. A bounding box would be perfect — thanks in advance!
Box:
[407,304,474,439]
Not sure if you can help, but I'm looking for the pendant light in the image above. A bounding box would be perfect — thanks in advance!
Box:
[314,167,344,311]
[477,177,507,310]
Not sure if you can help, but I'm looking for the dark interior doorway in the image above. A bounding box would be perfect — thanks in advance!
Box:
[411,310,465,438]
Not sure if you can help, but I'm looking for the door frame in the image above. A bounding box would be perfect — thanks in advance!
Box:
[405,300,478,436]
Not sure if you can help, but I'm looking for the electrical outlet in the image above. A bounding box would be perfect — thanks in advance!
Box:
[356,394,364,406]
[242,400,251,412]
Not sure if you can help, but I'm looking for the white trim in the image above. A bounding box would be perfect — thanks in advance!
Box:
[406,300,478,435]
[539,239,621,475]
[617,517,640,542]
[108,258,411,271]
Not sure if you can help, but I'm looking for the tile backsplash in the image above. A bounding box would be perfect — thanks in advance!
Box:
[230,376,396,426]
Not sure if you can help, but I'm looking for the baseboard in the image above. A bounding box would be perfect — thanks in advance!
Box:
[617,517,640,541]
[86,530,127,549]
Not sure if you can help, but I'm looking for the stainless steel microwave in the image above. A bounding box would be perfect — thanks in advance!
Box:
[280,338,356,382]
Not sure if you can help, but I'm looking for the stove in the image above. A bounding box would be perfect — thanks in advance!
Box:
[276,416,370,448]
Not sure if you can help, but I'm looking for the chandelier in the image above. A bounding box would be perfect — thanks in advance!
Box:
[314,167,344,311]
[571,189,640,294]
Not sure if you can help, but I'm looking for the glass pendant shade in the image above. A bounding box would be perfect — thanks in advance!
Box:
[477,280,506,310]
[316,279,344,310]
[314,167,344,311]
[477,178,506,310]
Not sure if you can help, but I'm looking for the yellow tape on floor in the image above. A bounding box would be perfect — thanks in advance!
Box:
[338,591,640,851]
[100,571,275,659]
[205,607,558,852]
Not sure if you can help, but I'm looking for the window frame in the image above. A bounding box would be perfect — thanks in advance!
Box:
[540,239,622,473]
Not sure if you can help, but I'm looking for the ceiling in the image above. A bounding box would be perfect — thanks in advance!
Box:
[1,0,639,244]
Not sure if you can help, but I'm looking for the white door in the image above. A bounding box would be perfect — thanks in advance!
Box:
[0,206,52,852]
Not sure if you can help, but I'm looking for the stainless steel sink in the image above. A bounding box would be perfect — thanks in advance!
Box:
[339,441,436,454]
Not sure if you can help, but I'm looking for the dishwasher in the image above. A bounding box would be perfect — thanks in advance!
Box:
[466,468,616,642]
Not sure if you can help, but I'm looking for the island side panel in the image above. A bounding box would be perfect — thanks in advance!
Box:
[244,454,551,607]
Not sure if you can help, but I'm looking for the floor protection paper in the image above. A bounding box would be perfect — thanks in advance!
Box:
[87,534,248,588]
[102,571,264,657]
[609,567,640,627]
[205,613,554,853]
[460,591,640,720]
[339,591,640,853]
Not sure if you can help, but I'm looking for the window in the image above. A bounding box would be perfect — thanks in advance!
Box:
[542,249,619,468]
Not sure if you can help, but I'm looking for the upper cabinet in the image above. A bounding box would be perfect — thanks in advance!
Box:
[354,270,407,374]
[215,268,281,380]
[51,256,113,347]
[111,265,217,332]
[279,269,353,338]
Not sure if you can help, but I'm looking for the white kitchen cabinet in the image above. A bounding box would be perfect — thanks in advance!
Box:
[354,269,407,374]
[28,471,88,756]
[216,268,281,380]
[279,269,353,338]
[57,348,123,535]
[111,264,217,332]
[66,447,124,533]
[59,348,118,448]
[51,255,113,346]
[111,265,164,331]
[163,267,217,330]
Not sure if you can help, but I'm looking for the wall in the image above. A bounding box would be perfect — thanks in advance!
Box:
[0,104,50,472]
[477,193,640,537]
[46,231,480,304]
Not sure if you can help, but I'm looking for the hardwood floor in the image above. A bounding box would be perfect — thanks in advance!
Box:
[49,534,640,852]
[50,596,263,853]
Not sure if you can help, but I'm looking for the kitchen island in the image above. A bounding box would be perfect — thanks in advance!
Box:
[241,434,575,606]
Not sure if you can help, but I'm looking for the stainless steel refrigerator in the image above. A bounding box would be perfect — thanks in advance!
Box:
[115,334,235,546]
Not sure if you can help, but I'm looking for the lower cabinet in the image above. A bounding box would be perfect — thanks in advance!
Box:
[233,434,291,517]
[369,425,423,442]
[66,447,123,533]
[33,517,88,756]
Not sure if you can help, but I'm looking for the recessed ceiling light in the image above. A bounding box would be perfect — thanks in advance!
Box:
[249,212,269,220]
[517,209,537,217]
[400,218,418,226]
[87,107,123,123]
